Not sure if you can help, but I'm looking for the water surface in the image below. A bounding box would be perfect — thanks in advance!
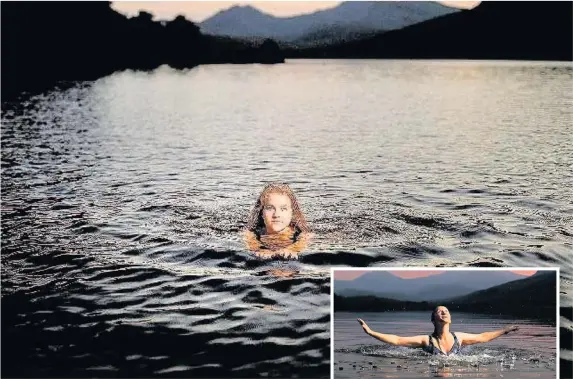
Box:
[2,59,571,377]
[334,311,556,378]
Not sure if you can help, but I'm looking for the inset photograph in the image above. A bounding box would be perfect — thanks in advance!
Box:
[332,268,558,378]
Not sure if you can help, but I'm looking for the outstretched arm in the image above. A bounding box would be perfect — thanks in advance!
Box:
[457,325,519,346]
[358,319,427,348]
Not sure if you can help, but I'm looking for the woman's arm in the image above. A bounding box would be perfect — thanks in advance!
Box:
[246,230,313,260]
[358,319,428,348]
[244,231,296,259]
[258,232,313,259]
[457,325,519,346]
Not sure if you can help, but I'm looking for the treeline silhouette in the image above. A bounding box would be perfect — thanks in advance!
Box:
[1,1,284,100]
[286,1,573,61]
[335,271,556,322]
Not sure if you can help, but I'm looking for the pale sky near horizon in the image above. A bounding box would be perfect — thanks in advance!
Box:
[334,270,538,280]
[111,1,481,22]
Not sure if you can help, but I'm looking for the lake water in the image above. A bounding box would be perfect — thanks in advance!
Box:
[334,311,556,379]
[1,59,571,377]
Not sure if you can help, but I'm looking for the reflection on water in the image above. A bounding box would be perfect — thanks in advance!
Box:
[2,59,572,377]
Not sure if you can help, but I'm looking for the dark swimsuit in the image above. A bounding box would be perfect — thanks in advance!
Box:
[423,332,461,356]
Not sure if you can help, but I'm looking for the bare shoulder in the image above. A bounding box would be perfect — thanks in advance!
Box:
[243,230,255,242]
[243,230,257,238]
[243,230,263,251]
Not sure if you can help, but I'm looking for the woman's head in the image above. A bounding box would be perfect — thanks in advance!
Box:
[247,183,310,235]
[431,306,451,325]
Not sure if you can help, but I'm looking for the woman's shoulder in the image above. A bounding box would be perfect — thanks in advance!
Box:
[243,229,264,251]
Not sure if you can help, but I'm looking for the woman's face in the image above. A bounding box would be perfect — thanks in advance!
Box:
[434,306,452,324]
[262,193,293,234]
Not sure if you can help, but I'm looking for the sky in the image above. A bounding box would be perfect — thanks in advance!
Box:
[111,1,481,23]
[334,270,538,280]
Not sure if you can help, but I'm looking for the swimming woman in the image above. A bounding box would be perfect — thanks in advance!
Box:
[357,306,519,356]
[244,183,312,259]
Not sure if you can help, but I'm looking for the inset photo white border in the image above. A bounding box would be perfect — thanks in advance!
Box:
[329,267,560,379]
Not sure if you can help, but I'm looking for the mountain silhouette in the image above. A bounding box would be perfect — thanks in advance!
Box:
[199,1,458,44]
[288,1,573,61]
[441,270,557,319]
[334,271,523,301]
[334,271,557,322]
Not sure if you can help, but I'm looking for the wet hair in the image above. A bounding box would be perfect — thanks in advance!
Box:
[246,183,310,237]
[431,306,444,324]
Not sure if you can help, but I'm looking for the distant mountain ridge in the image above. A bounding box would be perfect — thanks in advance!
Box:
[288,1,573,61]
[198,1,459,44]
[334,271,557,321]
[334,271,524,301]
[442,270,557,317]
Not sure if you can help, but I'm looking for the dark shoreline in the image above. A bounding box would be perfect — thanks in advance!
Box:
[1,1,285,102]
[3,2,571,102]
[334,307,556,325]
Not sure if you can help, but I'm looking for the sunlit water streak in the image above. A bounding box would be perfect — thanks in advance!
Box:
[2,59,572,377]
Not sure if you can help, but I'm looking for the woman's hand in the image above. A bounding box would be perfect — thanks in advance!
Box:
[357,318,372,335]
[503,325,519,334]
[276,249,299,260]
[253,249,299,260]
[253,250,275,259]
